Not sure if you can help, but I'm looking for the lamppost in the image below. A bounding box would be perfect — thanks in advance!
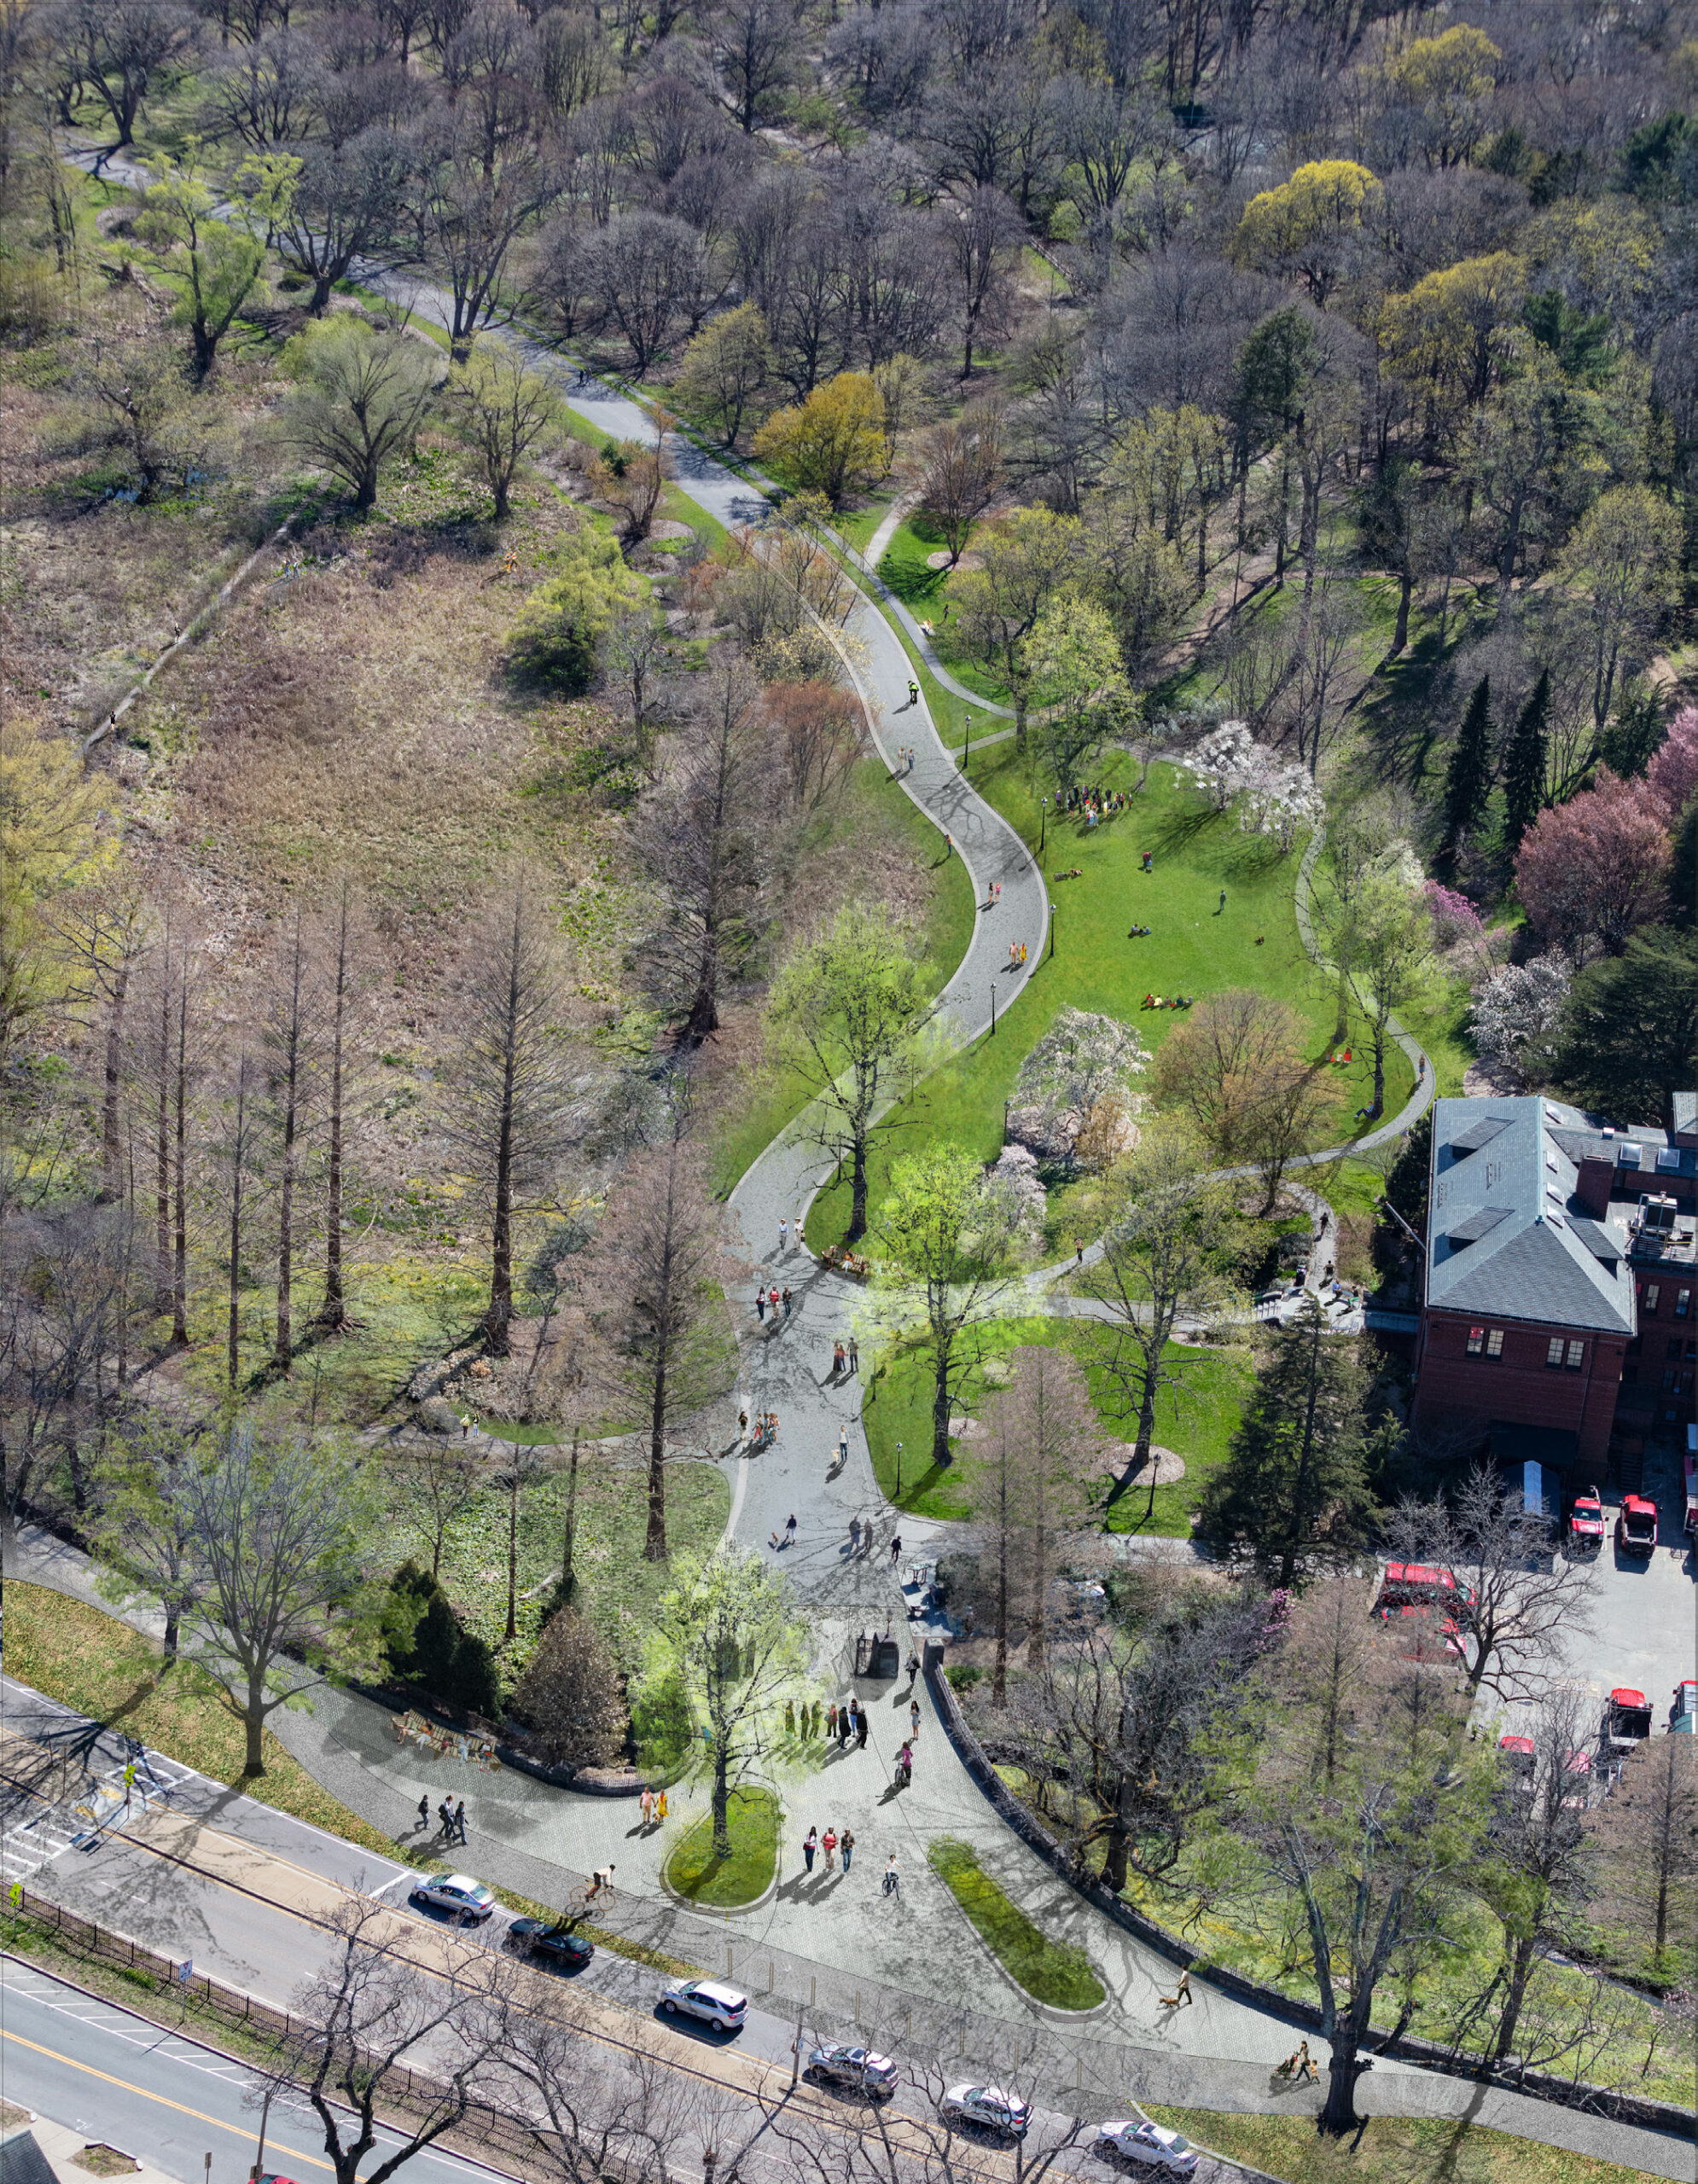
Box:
[963,712,972,768]
[1049,903,1055,960]
[1039,796,1048,853]
[895,1441,903,1497]
[990,984,996,1037]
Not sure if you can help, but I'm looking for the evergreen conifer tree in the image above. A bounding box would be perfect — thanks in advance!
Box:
[1443,675,1495,857]
[1502,669,1550,852]
[1200,1301,1379,1586]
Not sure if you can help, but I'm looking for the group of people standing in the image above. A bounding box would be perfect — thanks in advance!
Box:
[800,1822,856,1873]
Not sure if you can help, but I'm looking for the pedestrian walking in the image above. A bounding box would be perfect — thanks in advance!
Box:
[838,1427,849,1467]
[833,1340,846,1376]
[1160,1969,1193,2008]
[827,1700,839,1740]
[857,1708,869,1749]
[770,1285,780,1316]
[1218,887,1226,912]
[785,1512,798,1545]
[756,1290,767,1321]
[889,1532,903,1567]
[848,1335,858,1372]
[782,1287,794,1319]
[838,1702,852,1747]
[780,1217,788,1252]
[642,1786,655,1827]
[849,1513,861,1551]
[455,1799,468,1844]
[416,1793,430,1831]
[883,1853,901,1898]
[1074,1237,1085,1264]
[909,1696,922,1738]
[822,1826,837,1872]
[840,1827,855,1873]
[656,1787,668,1823]
[803,1827,818,1873]
[438,1799,452,1837]
[906,1646,920,1687]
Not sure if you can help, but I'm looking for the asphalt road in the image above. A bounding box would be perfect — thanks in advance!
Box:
[0,1957,503,2184]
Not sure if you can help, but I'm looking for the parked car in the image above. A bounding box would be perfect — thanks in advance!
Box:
[659,1979,747,2032]
[1615,1496,1657,1554]
[939,2085,1031,2140]
[1094,2120,1199,2175]
[1603,1688,1653,1751]
[1375,1561,1476,1613]
[1670,1679,1697,1733]
[805,2044,898,2098]
[1566,1488,1606,1554]
[508,1918,594,1970]
[1497,1734,1535,1792]
[410,1873,497,1923]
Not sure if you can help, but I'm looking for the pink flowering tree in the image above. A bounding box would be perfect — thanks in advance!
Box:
[1514,770,1671,958]
[1424,880,1498,979]
[1646,706,1698,819]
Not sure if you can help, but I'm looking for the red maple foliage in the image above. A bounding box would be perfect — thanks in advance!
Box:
[1514,769,1670,956]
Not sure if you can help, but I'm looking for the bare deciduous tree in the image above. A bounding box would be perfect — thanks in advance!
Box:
[182,1420,374,1776]
[441,881,579,1356]
[1386,1465,1593,1701]
[257,1898,513,2184]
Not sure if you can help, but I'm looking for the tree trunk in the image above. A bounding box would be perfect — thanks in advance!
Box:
[645,1357,668,1560]
[932,1345,952,1466]
[102,961,130,1201]
[992,1527,1009,1705]
[485,1056,517,1356]
[154,1047,171,1316]
[274,1089,296,1372]
[1492,1934,1536,2065]
[712,1739,731,1856]
[1393,564,1411,654]
[846,1131,869,1245]
[228,1080,247,1389]
[244,1682,266,1776]
[561,1430,580,1602]
[319,891,350,1328]
[172,996,189,1346]
[505,1467,519,1641]
[1320,2046,1365,2135]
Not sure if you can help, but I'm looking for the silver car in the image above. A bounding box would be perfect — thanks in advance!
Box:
[410,1873,497,1923]
[805,2044,898,2099]
[659,1978,748,2032]
[939,2084,1031,2139]
[1095,2121,1198,2175]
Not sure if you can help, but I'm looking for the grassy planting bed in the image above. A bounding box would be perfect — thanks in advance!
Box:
[805,752,1411,1257]
[663,1786,780,1908]
[928,1836,1104,2011]
[860,1312,1252,1536]
[1141,2110,1654,2184]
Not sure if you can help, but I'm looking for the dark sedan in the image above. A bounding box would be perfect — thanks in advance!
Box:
[509,1917,595,1970]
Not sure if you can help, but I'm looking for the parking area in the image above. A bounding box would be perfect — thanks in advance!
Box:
[1495,1443,1695,1743]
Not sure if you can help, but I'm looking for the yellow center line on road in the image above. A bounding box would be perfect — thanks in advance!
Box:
[0,2025,336,2171]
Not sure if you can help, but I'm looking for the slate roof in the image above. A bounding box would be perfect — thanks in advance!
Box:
[1675,1091,1697,1141]
[1426,1095,1637,1337]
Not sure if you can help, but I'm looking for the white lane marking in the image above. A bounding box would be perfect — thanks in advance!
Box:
[367,1870,412,1897]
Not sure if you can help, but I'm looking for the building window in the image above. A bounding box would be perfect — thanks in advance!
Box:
[1486,1328,1504,1357]
[1567,1339,1585,1369]
[1672,1339,1685,1360]
[1644,1285,1660,1313]
[1546,1336,1565,1367]
[1467,1327,1485,1355]
[1679,1289,1691,1318]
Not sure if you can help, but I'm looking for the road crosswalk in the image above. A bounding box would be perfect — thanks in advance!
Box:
[0,1679,198,1888]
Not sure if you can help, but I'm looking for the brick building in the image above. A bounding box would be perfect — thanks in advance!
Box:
[1413,1093,1698,1472]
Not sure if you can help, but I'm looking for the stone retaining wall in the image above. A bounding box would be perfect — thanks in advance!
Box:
[921,1641,1692,2138]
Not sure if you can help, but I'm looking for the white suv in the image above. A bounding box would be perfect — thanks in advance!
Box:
[659,1979,748,2033]
[1095,2120,1198,2175]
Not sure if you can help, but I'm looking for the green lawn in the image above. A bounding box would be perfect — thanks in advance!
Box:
[1141,2111,1653,2184]
[860,1313,1252,1535]
[928,1837,1105,2011]
[708,751,977,1196]
[664,1786,780,1907]
[806,751,1411,1255]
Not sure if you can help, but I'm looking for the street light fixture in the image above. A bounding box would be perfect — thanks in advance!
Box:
[1039,796,1048,853]
[1049,903,1055,961]
[895,1441,903,1497]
